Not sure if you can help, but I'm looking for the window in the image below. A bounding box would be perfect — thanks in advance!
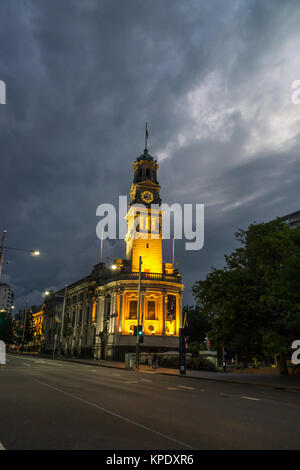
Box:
[167,295,176,322]
[128,300,137,319]
[146,168,150,177]
[147,301,156,320]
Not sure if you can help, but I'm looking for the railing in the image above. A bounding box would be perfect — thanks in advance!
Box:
[102,272,182,284]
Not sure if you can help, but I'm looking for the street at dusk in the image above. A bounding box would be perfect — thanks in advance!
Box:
[1,354,300,450]
[1,0,300,457]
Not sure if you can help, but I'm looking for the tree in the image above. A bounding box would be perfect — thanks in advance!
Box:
[193,219,300,374]
[0,312,13,344]
[23,309,34,346]
[183,305,211,353]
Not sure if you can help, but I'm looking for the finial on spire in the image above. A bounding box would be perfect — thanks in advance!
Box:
[145,122,149,150]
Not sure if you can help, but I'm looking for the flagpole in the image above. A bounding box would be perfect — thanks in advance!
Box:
[100,228,104,263]
[172,238,175,265]
[145,122,148,150]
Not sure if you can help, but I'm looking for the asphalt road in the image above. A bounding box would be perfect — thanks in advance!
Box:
[1,354,300,450]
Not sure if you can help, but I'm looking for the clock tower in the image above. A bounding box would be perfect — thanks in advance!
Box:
[125,147,163,273]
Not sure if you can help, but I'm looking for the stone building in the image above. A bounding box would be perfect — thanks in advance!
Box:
[43,144,184,360]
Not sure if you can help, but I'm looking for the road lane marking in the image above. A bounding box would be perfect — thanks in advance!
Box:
[177,385,195,390]
[141,379,152,382]
[167,387,179,390]
[0,442,5,450]
[241,396,260,401]
[112,373,121,376]
[31,378,195,450]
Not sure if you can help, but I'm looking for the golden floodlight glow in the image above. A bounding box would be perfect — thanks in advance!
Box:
[111,264,117,270]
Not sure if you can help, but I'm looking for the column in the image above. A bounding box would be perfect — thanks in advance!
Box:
[95,295,104,359]
[162,290,166,335]
[118,290,123,333]
[179,293,183,329]
[141,289,145,331]
[109,291,116,334]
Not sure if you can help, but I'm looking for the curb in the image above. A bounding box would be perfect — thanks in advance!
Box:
[156,371,300,393]
[9,353,300,393]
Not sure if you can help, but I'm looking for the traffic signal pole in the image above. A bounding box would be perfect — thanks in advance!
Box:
[136,256,142,369]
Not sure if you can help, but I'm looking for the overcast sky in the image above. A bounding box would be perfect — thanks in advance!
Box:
[1,0,300,309]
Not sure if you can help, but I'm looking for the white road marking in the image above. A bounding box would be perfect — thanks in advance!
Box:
[31,378,195,450]
[0,442,5,450]
[177,385,195,390]
[112,373,121,376]
[141,379,152,382]
[23,363,30,367]
[241,396,260,401]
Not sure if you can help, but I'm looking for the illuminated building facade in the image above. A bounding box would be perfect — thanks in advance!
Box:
[31,306,44,351]
[43,144,184,360]
[96,147,184,360]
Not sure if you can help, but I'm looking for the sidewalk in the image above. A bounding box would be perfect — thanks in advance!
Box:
[47,355,300,392]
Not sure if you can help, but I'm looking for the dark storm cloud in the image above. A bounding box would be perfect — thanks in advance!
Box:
[0,0,300,307]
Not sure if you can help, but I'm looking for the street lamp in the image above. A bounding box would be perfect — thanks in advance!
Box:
[136,256,143,370]
[45,286,68,358]
[31,250,40,256]
[0,230,40,277]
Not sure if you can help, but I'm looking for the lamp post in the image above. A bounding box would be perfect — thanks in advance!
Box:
[58,286,67,356]
[0,231,7,277]
[21,304,28,352]
[44,286,68,358]
[136,256,142,370]
[0,230,40,278]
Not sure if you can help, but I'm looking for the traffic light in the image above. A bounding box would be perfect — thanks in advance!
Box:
[138,324,143,343]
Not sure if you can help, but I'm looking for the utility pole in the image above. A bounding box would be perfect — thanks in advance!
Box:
[0,230,7,277]
[135,256,142,369]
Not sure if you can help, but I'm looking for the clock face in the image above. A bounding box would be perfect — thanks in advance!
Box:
[141,190,154,204]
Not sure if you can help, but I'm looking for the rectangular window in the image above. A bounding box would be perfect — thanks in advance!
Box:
[147,301,156,320]
[167,295,176,322]
[128,300,137,319]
